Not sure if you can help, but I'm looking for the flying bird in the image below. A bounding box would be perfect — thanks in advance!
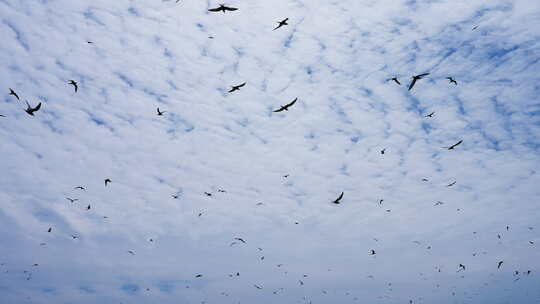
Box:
[24,101,41,116]
[273,18,289,30]
[458,264,466,271]
[208,4,238,13]
[434,201,444,206]
[445,140,463,150]
[446,77,457,85]
[408,73,430,91]
[370,249,376,255]
[127,250,135,255]
[172,194,179,199]
[332,192,344,204]
[253,284,263,289]
[104,178,112,186]
[157,108,166,116]
[71,235,79,239]
[74,186,85,190]
[47,227,52,233]
[497,261,504,269]
[446,181,457,187]
[204,192,212,197]
[228,82,246,93]
[86,204,91,210]
[234,237,246,244]
[9,88,20,100]
[68,80,78,92]
[273,97,298,112]
[66,197,78,203]
[425,112,435,118]
[381,148,386,155]
[387,77,401,85]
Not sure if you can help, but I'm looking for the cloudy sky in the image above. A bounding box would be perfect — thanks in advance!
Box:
[1,0,539,303]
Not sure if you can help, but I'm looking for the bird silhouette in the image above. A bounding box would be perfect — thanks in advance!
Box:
[86,204,91,210]
[66,197,78,203]
[458,264,466,271]
[387,77,401,85]
[408,73,430,91]
[254,284,263,289]
[381,148,386,155]
[104,178,112,186]
[68,80,78,92]
[332,192,344,204]
[425,112,435,118]
[273,18,289,30]
[446,77,457,85]
[127,250,135,255]
[446,181,457,187]
[208,4,238,13]
[204,192,212,196]
[370,249,376,255]
[434,201,444,206]
[157,108,166,116]
[74,186,85,190]
[273,97,298,112]
[445,140,463,150]
[172,194,179,199]
[9,88,20,100]
[24,101,41,116]
[47,227,52,233]
[71,235,78,239]
[497,261,504,269]
[228,82,246,93]
[234,237,246,244]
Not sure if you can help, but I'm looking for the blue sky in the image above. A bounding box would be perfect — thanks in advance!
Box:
[1,0,540,303]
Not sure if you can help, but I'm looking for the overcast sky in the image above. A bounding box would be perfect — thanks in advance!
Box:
[1,0,539,303]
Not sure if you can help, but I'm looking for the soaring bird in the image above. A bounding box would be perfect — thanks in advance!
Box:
[208,4,238,13]
[74,186,85,190]
[273,97,298,112]
[68,80,78,92]
[446,77,457,85]
[204,192,212,197]
[104,178,112,186]
[47,227,52,233]
[228,82,246,93]
[157,108,166,116]
[497,261,504,269]
[172,194,179,199]
[86,204,91,210]
[381,148,386,155]
[387,77,401,85]
[332,192,344,204]
[253,284,263,289]
[24,101,41,116]
[273,18,289,30]
[71,235,79,239]
[9,88,20,100]
[234,237,246,244]
[127,250,135,255]
[434,201,444,206]
[425,112,435,118]
[370,249,376,255]
[458,264,466,271]
[445,140,463,150]
[66,197,78,203]
[408,73,430,91]
[0,114,5,117]
[446,181,457,187]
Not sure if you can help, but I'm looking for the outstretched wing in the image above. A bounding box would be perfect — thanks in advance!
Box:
[408,78,417,91]
[286,97,298,108]
[418,73,430,77]
[208,7,221,12]
[273,107,285,112]
[238,82,246,88]
[34,102,42,111]
[452,140,463,148]
[223,6,238,11]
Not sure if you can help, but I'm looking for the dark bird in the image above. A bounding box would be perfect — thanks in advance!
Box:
[47,227,52,233]
[458,264,466,271]
[218,189,226,193]
[446,181,457,187]
[370,249,376,255]
[273,18,289,30]
[422,178,429,181]
[408,73,430,91]
[87,41,93,44]
[172,194,179,199]
[204,192,212,197]
[497,261,504,269]
[472,25,479,30]
[24,100,41,116]
[530,241,535,245]
[506,226,509,231]
[86,204,91,210]
[234,237,246,244]
[425,112,435,118]
[68,80,78,92]
[9,88,20,100]
[71,235,78,239]
[228,82,246,93]
[0,114,5,117]
[445,140,463,150]
[434,201,444,206]
[32,264,39,267]
[446,77,457,85]
[208,4,238,13]
[157,108,166,116]
[127,250,135,255]
[387,77,401,85]
[273,97,298,112]
[299,280,304,285]
[74,186,85,190]
[104,178,112,186]
[66,197,78,203]
[381,148,386,155]
[254,284,263,289]
[283,174,289,178]
[332,192,344,204]
[198,212,203,217]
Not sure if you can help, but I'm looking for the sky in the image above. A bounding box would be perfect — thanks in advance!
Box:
[1,0,540,303]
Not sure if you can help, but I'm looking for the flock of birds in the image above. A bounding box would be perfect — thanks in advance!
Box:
[1,2,538,304]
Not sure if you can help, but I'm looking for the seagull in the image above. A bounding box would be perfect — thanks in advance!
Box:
[332,192,344,204]
[47,227,52,233]
[204,192,212,197]
[86,204,91,210]
[9,88,20,100]
[530,241,535,245]
[127,250,135,255]
[66,197,78,203]
[24,100,41,116]
[74,186,85,190]
[195,274,203,278]
[228,82,246,93]
[273,97,298,112]
[71,235,79,239]
[378,199,384,206]
[157,108,166,116]
[370,249,376,255]
[425,112,435,118]
[458,264,466,271]
[273,18,289,31]
[446,77,457,85]
[208,4,238,13]
[408,73,430,91]
[254,284,263,289]
[446,181,457,187]
[172,194,179,199]
[472,25,479,30]
[104,178,112,186]
[445,140,463,150]
[434,201,444,206]
[68,80,78,92]
[422,178,429,181]
[497,261,504,269]
[283,174,289,178]
[387,77,401,85]
[234,237,246,244]
[381,148,386,155]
